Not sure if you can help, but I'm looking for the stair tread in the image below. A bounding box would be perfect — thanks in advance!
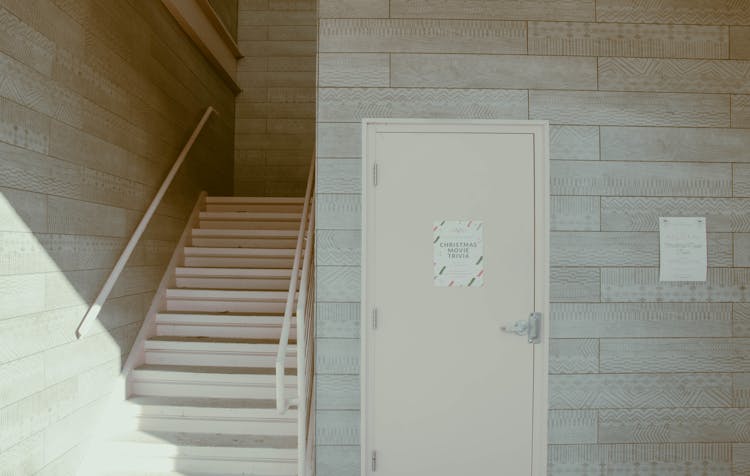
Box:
[148,336,294,345]
[127,396,279,410]
[156,312,287,318]
[175,268,294,279]
[192,229,298,237]
[110,430,297,450]
[200,211,302,220]
[135,364,297,376]
[206,197,304,204]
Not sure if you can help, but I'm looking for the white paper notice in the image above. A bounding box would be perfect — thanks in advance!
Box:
[433,220,484,287]
[659,217,707,282]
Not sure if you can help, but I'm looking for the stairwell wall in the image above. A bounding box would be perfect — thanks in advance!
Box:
[314,1,750,474]
[0,0,235,473]
[234,0,317,196]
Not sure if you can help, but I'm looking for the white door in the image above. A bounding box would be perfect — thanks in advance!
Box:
[362,120,549,476]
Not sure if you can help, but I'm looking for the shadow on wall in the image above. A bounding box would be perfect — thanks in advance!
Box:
[0,111,229,471]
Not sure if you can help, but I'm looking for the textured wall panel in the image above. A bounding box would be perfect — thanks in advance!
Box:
[317,266,362,302]
[550,267,600,302]
[735,234,750,267]
[596,0,750,26]
[735,303,750,337]
[320,19,527,54]
[551,232,731,267]
[316,302,360,339]
[318,88,529,123]
[548,443,732,475]
[529,22,728,59]
[317,123,361,157]
[550,303,732,338]
[549,339,599,374]
[391,54,597,90]
[599,58,750,94]
[318,53,389,87]
[390,0,596,21]
[318,0,388,18]
[735,444,750,474]
[599,409,750,443]
[316,338,360,374]
[316,446,360,476]
[548,410,598,444]
[602,197,750,233]
[317,375,360,410]
[550,373,733,409]
[317,159,362,194]
[316,411,360,445]
[550,126,599,161]
[316,194,361,230]
[550,196,600,232]
[530,90,730,127]
[733,95,750,128]
[601,126,750,163]
[732,27,750,60]
[602,268,750,303]
[317,230,361,266]
[601,338,750,373]
[735,374,750,407]
[551,161,731,197]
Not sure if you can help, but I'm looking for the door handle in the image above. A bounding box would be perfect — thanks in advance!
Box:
[501,312,542,344]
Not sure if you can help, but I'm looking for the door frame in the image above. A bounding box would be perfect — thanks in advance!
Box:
[360,118,550,476]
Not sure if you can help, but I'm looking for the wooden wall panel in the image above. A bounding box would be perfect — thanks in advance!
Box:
[316,1,750,472]
[529,22,728,59]
[235,0,315,196]
[0,0,234,473]
[319,19,527,54]
[389,0,596,22]
[391,54,597,90]
[596,0,750,26]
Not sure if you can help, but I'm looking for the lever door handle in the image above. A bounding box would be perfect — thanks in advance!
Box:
[501,312,542,344]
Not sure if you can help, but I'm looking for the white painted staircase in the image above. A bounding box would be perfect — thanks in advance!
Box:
[78,196,314,476]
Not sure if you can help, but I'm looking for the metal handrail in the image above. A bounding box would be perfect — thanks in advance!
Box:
[276,156,315,413]
[75,107,216,338]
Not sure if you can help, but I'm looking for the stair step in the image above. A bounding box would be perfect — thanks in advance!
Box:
[198,220,300,230]
[191,237,298,248]
[144,336,296,368]
[192,228,298,238]
[206,197,304,204]
[184,256,294,268]
[90,431,297,475]
[165,300,287,314]
[166,289,292,302]
[119,396,297,436]
[155,313,295,340]
[184,247,297,258]
[199,211,302,222]
[130,364,296,399]
[175,267,293,278]
[176,276,295,291]
[205,203,303,213]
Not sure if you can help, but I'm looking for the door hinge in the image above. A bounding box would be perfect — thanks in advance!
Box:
[371,450,377,472]
[371,308,378,330]
[373,163,378,186]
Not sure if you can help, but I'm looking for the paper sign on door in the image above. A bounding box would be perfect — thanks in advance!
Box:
[433,220,484,287]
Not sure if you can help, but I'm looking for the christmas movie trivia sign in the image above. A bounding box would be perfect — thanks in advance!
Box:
[433,220,484,287]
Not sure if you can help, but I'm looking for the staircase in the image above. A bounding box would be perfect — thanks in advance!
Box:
[79,195,314,476]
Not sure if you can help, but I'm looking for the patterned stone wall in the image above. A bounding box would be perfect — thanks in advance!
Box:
[0,0,235,473]
[314,1,750,474]
[234,0,316,196]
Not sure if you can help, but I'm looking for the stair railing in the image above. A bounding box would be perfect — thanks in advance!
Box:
[276,156,315,475]
[75,107,216,338]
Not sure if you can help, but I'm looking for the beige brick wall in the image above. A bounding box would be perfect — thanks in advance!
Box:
[315,1,750,474]
[0,0,235,473]
[234,0,316,196]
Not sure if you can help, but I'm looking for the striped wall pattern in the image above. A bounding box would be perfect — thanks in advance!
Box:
[234,0,316,196]
[314,1,750,474]
[0,0,235,474]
